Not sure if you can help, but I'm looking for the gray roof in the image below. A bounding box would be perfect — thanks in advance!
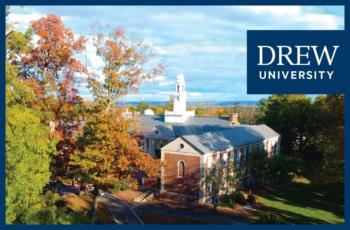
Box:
[136,115,279,154]
[181,125,279,154]
[138,115,230,129]
[137,115,231,137]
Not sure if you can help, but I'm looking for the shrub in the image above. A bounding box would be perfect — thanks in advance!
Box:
[109,180,130,194]
[230,191,246,205]
[247,194,256,204]
[220,191,246,206]
[220,193,231,204]
[219,202,235,209]
[265,155,302,184]
[248,150,302,186]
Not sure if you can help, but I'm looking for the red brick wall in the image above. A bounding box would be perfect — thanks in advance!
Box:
[163,152,201,195]
[143,178,157,189]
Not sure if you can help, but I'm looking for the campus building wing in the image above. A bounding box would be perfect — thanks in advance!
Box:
[125,74,280,203]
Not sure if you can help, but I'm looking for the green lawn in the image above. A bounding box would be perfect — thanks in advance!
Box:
[254,182,344,224]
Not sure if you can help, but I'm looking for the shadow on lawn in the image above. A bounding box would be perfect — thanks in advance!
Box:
[257,205,332,224]
[257,182,344,223]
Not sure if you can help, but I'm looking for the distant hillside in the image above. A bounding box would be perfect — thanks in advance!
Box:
[118,101,259,107]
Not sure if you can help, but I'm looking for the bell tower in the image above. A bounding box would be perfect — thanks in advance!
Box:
[173,73,186,113]
[164,73,195,123]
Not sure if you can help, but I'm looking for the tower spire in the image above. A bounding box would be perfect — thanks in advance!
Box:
[164,73,195,123]
[173,73,186,113]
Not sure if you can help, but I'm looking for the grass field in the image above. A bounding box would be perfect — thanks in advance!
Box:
[62,192,116,224]
[253,182,344,224]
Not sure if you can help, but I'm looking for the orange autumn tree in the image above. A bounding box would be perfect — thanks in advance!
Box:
[70,26,163,203]
[22,14,87,173]
[88,26,164,112]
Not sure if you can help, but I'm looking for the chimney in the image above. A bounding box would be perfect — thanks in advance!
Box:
[230,113,240,125]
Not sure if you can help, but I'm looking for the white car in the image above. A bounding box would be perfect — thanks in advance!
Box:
[98,189,108,197]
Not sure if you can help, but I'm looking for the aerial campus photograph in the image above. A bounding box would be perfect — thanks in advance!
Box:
[5,5,344,224]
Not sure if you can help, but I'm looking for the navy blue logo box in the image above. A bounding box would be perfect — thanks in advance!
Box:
[247,30,348,94]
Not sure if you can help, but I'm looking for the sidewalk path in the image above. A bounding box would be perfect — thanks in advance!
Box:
[101,194,143,224]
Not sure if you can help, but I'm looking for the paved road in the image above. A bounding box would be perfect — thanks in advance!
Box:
[130,201,244,224]
[100,191,250,224]
[101,194,143,224]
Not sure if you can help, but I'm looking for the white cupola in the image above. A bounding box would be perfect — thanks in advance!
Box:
[164,73,195,123]
[173,73,186,114]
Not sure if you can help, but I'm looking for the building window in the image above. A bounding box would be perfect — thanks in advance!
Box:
[234,150,239,163]
[178,161,185,178]
[230,151,234,162]
[144,138,148,150]
[240,149,245,162]
[208,156,212,172]
[177,85,180,92]
[155,139,168,159]
[207,179,212,194]
[216,153,220,167]
[272,141,277,156]
[223,153,228,167]
[180,143,184,149]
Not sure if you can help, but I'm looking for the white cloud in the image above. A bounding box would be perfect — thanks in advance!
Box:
[143,75,175,87]
[158,91,174,95]
[122,93,170,101]
[297,13,341,30]
[8,12,71,31]
[84,38,104,70]
[154,44,246,56]
[239,6,302,17]
[150,12,205,22]
[8,13,44,31]
[188,92,202,97]
[236,6,343,30]
[159,81,175,87]
[9,12,44,24]
[31,34,40,47]
[152,75,166,82]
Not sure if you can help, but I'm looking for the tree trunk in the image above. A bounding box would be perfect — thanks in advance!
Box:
[91,185,99,219]
[92,194,98,218]
[6,25,13,38]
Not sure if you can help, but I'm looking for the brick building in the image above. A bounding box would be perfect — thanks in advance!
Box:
[128,74,280,203]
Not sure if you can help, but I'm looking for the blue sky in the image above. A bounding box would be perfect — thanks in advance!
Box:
[9,6,344,102]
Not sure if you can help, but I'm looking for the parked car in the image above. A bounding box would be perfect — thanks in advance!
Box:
[98,189,108,197]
